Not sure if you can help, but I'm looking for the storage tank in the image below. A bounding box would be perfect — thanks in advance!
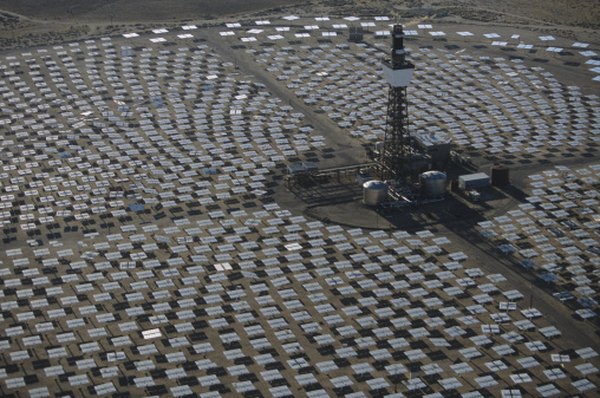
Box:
[420,171,447,197]
[363,180,388,206]
[491,164,510,187]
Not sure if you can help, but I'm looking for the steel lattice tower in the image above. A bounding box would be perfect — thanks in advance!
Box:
[378,25,415,180]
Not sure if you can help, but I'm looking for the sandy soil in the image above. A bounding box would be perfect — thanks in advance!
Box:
[0,0,304,21]
[0,0,599,52]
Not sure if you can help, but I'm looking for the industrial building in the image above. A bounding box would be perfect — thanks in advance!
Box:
[348,26,364,42]
[490,164,510,186]
[458,172,491,190]
[413,132,452,168]
[287,161,318,175]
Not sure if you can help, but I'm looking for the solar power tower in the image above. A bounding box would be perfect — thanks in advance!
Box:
[378,25,415,180]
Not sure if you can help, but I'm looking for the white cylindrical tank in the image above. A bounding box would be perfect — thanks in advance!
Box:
[363,180,388,206]
[420,171,447,197]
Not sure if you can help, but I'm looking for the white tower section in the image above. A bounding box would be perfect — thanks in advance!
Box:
[382,63,414,87]
[381,28,414,87]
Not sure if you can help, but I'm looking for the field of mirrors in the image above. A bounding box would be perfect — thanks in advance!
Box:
[0,13,599,398]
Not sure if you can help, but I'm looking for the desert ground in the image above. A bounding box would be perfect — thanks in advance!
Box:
[0,0,599,51]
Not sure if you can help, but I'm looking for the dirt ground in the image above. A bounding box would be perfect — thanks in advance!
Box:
[0,0,599,51]
[1,0,598,26]
[0,0,304,21]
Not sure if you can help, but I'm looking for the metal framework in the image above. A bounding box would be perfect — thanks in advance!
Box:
[378,24,415,180]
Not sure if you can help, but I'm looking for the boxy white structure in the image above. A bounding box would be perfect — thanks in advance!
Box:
[458,172,490,190]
